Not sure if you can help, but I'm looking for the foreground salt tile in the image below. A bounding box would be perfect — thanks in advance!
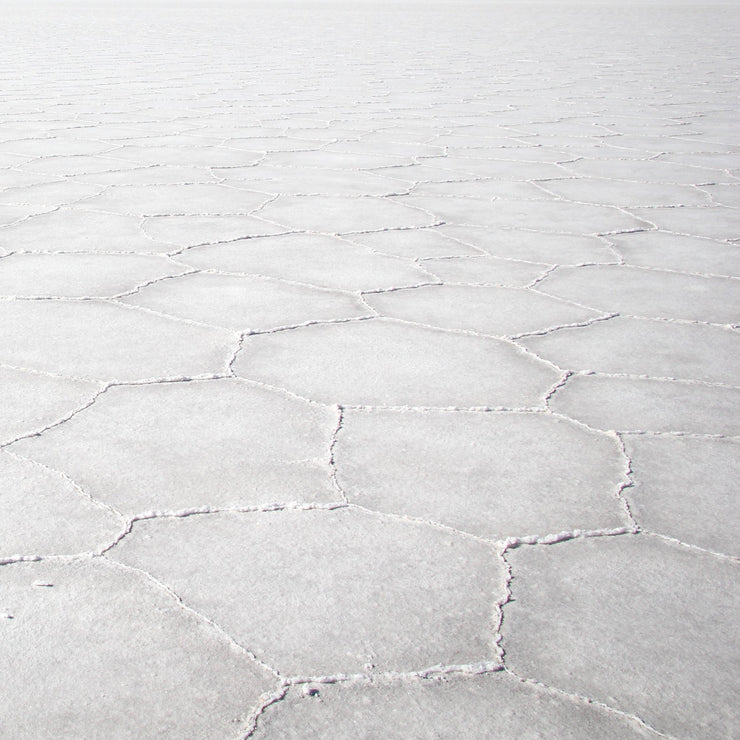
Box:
[74,183,269,216]
[550,374,740,435]
[420,255,549,287]
[0,451,122,557]
[257,195,434,233]
[0,367,101,443]
[0,253,177,298]
[0,208,172,253]
[234,319,558,407]
[629,205,740,241]
[366,284,601,337]
[440,225,616,264]
[623,435,739,557]
[539,177,710,207]
[334,409,626,539]
[522,317,739,384]
[607,230,740,277]
[537,265,739,323]
[504,535,739,739]
[177,233,430,291]
[0,300,234,382]
[141,214,287,247]
[109,508,502,675]
[253,672,660,739]
[0,559,274,738]
[122,272,367,331]
[11,379,336,515]
[347,227,481,258]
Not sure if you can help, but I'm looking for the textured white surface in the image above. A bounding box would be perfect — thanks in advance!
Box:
[0,2,738,738]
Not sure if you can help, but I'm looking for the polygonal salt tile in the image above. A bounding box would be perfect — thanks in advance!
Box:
[562,158,728,184]
[465,198,651,233]
[421,256,549,287]
[335,409,626,539]
[0,254,177,298]
[0,367,101,444]
[103,145,262,168]
[623,435,739,557]
[412,178,557,201]
[17,155,130,176]
[0,208,172,253]
[0,559,275,738]
[0,171,50,189]
[701,184,740,208]
[504,535,739,739]
[347,228,481,258]
[0,300,234,381]
[223,136,325,152]
[387,195,499,227]
[257,195,434,233]
[68,165,219,186]
[0,451,122,557]
[252,672,662,739]
[11,379,336,515]
[431,157,568,180]
[539,177,711,207]
[0,204,53,226]
[441,225,617,264]
[660,151,740,169]
[366,284,601,337]
[107,135,225,148]
[550,374,740,435]
[260,150,411,170]
[0,137,111,157]
[604,134,729,154]
[608,231,740,277]
[108,508,503,675]
[325,139,444,158]
[74,183,268,216]
[141,214,287,247]
[122,272,367,330]
[234,319,558,407]
[538,265,739,323]
[0,152,33,167]
[177,233,430,291]
[629,205,740,241]
[522,317,739,384]
[369,163,492,184]
[217,166,404,196]
[0,181,103,208]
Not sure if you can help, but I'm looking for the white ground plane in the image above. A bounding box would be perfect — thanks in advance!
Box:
[0,2,738,738]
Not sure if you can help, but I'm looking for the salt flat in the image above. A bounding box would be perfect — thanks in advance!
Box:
[0,2,738,738]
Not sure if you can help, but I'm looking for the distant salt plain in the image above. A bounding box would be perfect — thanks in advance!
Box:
[0,2,738,738]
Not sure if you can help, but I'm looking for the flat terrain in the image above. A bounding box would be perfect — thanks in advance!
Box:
[0,2,738,738]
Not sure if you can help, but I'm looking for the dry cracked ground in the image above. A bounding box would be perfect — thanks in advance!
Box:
[1,2,739,739]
